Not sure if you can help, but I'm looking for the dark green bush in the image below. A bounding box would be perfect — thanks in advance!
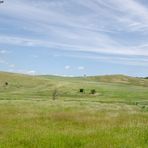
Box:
[79,89,84,93]
[90,89,96,94]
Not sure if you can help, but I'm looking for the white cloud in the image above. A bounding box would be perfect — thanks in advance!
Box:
[26,70,36,75]
[0,50,9,54]
[78,66,85,70]
[1,0,148,60]
[17,69,36,75]
[9,64,16,68]
[64,65,71,70]
[1,34,148,56]
[61,53,148,67]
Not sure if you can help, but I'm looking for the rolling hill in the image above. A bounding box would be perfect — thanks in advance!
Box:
[85,74,148,87]
[0,71,148,148]
[0,71,148,103]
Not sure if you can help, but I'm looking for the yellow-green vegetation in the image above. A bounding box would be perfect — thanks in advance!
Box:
[0,72,148,148]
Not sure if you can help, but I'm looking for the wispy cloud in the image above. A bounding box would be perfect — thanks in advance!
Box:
[0,49,10,54]
[9,64,16,68]
[0,59,6,64]
[0,0,148,68]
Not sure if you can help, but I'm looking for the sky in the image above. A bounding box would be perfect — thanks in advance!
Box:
[0,0,148,77]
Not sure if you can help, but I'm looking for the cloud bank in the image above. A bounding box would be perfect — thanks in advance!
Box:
[0,0,148,67]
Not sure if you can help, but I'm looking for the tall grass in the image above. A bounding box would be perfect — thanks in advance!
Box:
[0,100,147,148]
[0,72,148,147]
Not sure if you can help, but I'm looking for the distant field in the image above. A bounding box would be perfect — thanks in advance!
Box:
[0,72,148,148]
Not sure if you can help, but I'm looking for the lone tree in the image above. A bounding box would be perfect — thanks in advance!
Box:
[90,89,96,94]
[5,82,8,86]
[79,88,85,93]
[52,88,58,100]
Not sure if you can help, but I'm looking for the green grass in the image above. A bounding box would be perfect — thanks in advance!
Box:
[0,72,148,148]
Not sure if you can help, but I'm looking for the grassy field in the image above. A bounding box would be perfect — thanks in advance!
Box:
[0,72,148,148]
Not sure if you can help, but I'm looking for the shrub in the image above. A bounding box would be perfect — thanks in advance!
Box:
[5,82,8,86]
[79,88,84,93]
[90,89,96,94]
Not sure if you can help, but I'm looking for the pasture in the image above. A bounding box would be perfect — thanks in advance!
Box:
[0,72,148,148]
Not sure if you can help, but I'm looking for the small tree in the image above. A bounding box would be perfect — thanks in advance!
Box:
[79,88,84,93]
[90,89,96,94]
[52,88,58,100]
[5,82,8,86]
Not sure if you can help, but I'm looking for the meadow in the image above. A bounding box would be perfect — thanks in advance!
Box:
[0,72,148,148]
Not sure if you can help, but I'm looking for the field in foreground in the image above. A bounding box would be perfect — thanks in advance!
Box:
[0,72,148,148]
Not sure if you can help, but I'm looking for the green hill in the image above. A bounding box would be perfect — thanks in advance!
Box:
[85,74,148,87]
[0,71,148,147]
[0,72,148,103]
[0,72,56,100]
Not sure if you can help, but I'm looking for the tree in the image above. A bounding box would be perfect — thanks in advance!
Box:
[5,82,8,86]
[79,88,85,93]
[52,88,58,100]
[90,89,96,94]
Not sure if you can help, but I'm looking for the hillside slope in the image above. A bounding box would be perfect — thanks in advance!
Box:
[0,72,148,103]
[0,72,56,100]
[85,75,148,87]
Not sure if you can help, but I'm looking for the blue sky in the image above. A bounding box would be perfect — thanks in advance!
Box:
[0,0,148,76]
